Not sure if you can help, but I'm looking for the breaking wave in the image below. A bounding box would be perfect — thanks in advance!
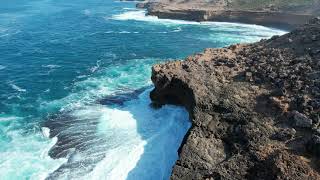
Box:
[9,83,27,92]
[112,10,286,34]
[0,115,67,180]
[0,65,6,70]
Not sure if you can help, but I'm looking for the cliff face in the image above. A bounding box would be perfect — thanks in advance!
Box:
[138,0,320,29]
[150,18,320,179]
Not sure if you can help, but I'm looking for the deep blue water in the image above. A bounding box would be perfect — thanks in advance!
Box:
[0,1,286,179]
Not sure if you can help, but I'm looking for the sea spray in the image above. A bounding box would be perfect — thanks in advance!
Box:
[0,116,67,180]
[84,90,191,180]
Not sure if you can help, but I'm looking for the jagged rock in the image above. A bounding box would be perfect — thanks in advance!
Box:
[249,150,320,180]
[150,18,320,179]
[292,111,313,128]
[272,128,296,141]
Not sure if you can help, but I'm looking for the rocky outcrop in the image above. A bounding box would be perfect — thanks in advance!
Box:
[150,18,320,179]
[149,9,313,29]
[137,0,320,29]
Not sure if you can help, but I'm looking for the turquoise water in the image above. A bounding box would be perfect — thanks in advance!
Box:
[0,0,286,179]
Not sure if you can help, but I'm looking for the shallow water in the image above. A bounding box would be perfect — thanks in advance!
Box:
[0,0,286,179]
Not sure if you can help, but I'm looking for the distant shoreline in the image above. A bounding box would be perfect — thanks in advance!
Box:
[137,2,317,30]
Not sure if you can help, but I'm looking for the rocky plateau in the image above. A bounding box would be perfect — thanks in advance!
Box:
[150,18,320,179]
[137,0,320,29]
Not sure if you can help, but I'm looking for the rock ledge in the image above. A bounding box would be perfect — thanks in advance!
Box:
[151,18,320,179]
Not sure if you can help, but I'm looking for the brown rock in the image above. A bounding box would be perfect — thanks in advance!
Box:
[150,18,320,179]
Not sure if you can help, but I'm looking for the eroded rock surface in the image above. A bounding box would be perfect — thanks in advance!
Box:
[150,18,320,179]
[137,0,320,29]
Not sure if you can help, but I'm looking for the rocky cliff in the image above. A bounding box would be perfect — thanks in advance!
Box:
[138,0,320,29]
[150,18,320,179]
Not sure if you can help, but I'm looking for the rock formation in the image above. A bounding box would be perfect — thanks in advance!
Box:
[150,18,320,179]
[138,0,320,29]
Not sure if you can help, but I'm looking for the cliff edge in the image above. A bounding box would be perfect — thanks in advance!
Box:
[150,18,320,179]
[138,0,320,29]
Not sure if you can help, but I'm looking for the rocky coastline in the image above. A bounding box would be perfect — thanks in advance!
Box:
[150,18,320,179]
[137,0,320,29]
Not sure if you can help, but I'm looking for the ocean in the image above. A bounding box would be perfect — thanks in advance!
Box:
[0,0,286,179]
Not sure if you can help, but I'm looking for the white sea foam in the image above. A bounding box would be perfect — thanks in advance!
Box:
[0,116,20,122]
[41,127,51,138]
[89,62,100,73]
[119,31,131,34]
[90,66,99,73]
[0,116,67,180]
[83,9,91,16]
[42,58,155,113]
[82,90,190,180]
[98,109,137,130]
[0,65,6,70]
[197,24,286,43]
[85,140,146,180]
[112,9,286,43]
[40,59,190,179]
[123,8,136,10]
[104,31,140,34]
[112,10,199,25]
[9,83,27,92]
[112,10,287,35]
[42,64,61,69]
[172,27,182,32]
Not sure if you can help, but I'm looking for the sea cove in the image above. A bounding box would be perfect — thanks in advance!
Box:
[0,0,287,179]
